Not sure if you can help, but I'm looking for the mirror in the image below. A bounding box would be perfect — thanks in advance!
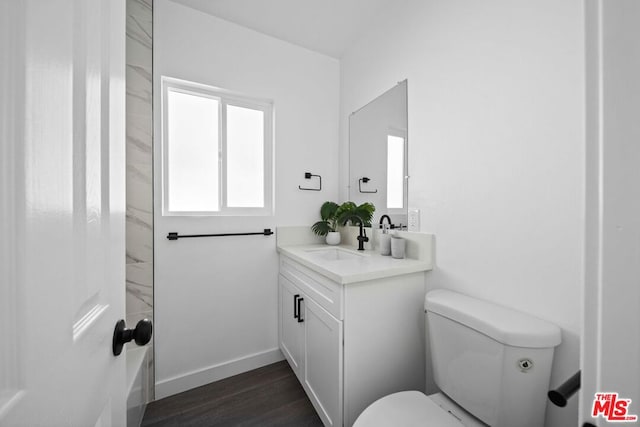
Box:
[349,80,408,228]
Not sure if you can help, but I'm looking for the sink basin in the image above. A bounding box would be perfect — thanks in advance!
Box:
[305,248,364,261]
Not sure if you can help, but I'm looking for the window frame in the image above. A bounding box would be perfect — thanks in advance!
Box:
[161,76,274,217]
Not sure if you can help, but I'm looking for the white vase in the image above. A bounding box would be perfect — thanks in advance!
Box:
[379,233,392,256]
[326,231,341,245]
[391,235,406,259]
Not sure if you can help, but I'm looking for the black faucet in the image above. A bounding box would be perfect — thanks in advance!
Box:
[379,215,392,228]
[357,221,369,251]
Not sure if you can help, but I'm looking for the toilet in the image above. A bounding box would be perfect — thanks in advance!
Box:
[354,289,562,427]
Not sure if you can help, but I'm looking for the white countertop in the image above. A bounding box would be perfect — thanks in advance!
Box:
[277,244,433,284]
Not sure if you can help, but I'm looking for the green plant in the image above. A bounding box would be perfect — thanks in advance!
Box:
[311,201,376,236]
[337,201,376,227]
[311,201,341,236]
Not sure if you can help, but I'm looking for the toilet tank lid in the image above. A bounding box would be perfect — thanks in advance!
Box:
[425,289,562,348]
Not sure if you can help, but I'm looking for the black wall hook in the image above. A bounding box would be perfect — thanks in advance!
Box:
[299,172,322,191]
[358,177,378,193]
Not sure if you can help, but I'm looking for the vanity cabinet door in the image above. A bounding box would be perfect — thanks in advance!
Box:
[279,275,304,376]
[302,296,343,427]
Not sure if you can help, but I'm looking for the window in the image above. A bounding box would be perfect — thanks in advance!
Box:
[162,77,273,215]
[387,133,405,209]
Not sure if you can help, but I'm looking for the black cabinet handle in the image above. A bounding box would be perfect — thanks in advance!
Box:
[293,294,300,320]
[297,297,304,323]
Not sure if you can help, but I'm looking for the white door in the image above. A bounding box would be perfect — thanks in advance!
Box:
[279,275,304,375]
[583,0,640,425]
[0,0,128,426]
[303,296,343,427]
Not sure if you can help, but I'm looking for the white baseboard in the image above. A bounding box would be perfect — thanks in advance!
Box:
[154,348,284,400]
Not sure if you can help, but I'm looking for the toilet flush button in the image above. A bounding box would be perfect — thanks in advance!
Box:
[518,358,533,372]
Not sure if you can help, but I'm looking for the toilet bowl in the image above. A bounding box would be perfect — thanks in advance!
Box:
[353,289,561,427]
[353,391,486,427]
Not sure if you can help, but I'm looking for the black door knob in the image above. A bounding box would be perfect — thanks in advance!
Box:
[112,318,153,356]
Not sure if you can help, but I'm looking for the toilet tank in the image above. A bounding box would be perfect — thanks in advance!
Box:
[425,290,561,427]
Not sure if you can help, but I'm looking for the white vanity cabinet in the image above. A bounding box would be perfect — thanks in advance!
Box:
[279,275,305,373]
[279,257,343,427]
[278,252,428,427]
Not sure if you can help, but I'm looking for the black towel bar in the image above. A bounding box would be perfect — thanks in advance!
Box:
[167,229,274,240]
[358,177,378,193]
[299,172,322,191]
[548,370,580,407]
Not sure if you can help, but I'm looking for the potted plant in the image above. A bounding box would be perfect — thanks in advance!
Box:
[312,201,342,245]
[336,201,376,227]
[312,201,376,245]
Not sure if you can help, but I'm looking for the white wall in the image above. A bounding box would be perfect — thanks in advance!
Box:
[154,0,339,398]
[340,1,584,426]
[583,0,640,424]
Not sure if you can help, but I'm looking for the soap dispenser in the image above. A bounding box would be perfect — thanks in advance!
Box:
[379,223,392,256]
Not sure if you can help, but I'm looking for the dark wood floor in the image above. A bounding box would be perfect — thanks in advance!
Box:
[142,361,323,427]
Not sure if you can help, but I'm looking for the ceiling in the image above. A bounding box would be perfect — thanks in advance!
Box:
[170,0,394,58]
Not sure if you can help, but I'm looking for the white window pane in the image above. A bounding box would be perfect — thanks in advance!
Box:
[167,90,219,212]
[226,105,264,207]
[387,135,404,209]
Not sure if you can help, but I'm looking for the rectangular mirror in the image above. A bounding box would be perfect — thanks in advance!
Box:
[349,80,408,228]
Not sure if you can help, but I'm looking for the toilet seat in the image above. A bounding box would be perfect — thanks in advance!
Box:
[353,391,465,427]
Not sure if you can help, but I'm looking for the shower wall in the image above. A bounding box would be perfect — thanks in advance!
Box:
[126,0,154,401]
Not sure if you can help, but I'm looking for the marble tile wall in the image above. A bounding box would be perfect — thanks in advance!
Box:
[126,0,154,401]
